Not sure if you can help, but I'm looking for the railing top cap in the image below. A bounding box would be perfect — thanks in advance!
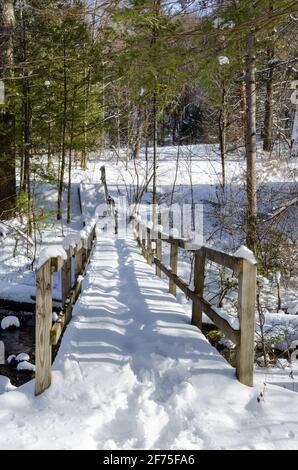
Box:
[36,246,67,270]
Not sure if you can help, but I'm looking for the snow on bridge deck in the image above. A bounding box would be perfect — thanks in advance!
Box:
[0,232,298,449]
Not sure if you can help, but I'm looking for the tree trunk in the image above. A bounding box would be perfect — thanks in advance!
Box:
[151,0,160,226]
[218,83,226,191]
[0,0,16,219]
[245,30,257,253]
[20,0,32,236]
[263,46,274,152]
[133,107,144,160]
[47,121,52,171]
[57,38,67,220]
[239,76,246,142]
[152,93,158,226]
[67,93,76,224]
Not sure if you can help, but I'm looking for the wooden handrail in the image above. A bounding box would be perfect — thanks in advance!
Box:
[35,224,97,396]
[133,217,257,387]
[97,169,257,387]
[134,217,241,271]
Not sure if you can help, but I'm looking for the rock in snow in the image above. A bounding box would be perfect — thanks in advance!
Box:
[7,355,16,364]
[15,353,30,363]
[16,361,35,372]
[1,316,20,330]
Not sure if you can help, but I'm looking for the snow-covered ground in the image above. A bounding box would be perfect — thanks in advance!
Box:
[1,231,298,450]
[0,171,103,303]
[0,144,297,449]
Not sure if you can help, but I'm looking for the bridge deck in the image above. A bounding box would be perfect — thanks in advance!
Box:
[0,232,297,449]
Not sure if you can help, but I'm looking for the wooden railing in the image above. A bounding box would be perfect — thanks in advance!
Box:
[100,165,118,234]
[35,223,97,396]
[132,217,257,387]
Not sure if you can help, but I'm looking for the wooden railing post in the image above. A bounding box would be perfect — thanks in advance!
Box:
[75,240,83,279]
[147,228,152,265]
[141,226,146,258]
[236,259,257,387]
[100,166,108,200]
[155,232,162,278]
[35,259,53,396]
[192,248,205,330]
[82,239,87,267]
[61,248,71,307]
[87,231,92,259]
[169,242,178,296]
[0,340,5,364]
[115,209,118,235]
[35,256,63,396]
[134,221,139,244]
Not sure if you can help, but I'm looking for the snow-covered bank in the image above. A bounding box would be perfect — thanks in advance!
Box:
[0,233,298,450]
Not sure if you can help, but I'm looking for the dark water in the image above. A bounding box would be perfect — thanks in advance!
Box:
[0,311,35,386]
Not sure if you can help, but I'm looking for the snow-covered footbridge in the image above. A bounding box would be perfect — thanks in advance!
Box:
[0,176,298,449]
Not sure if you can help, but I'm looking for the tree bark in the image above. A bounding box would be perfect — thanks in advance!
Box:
[152,92,158,226]
[245,30,257,253]
[263,46,274,152]
[57,37,68,220]
[67,93,76,224]
[20,0,33,236]
[218,83,226,191]
[0,0,16,219]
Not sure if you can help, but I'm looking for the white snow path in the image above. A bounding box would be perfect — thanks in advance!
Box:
[0,233,298,449]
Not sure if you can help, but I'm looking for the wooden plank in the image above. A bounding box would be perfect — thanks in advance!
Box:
[141,226,146,258]
[155,233,162,278]
[169,242,178,296]
[87,232,92,259]
[100,166,108,199]
[147,227,153,265]
[134,219,240,273]
[115,209,118,235]
[35,259,53,396]
[64,274,84,324]
[74,241,83,279]
[50,321,63,346]
[61,249,71,307]
[199,297,240,344]
[153,258,240,344]
[135,222,140,244]
[204,247,240,272]
[236,259,257,387]
[82,240,87,267]
[192,248,205,330]
[0,340,4,364]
